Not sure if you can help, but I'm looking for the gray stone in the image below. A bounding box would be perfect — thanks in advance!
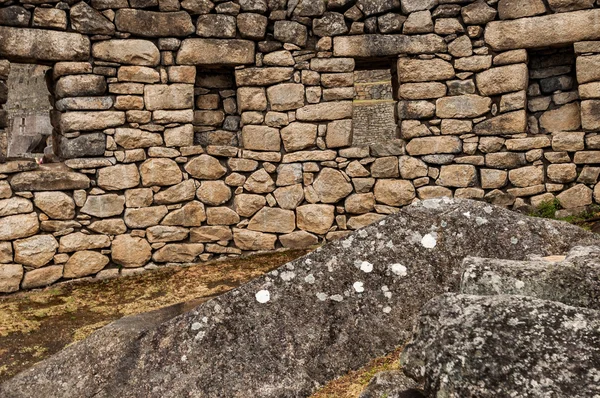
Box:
[10,170,90,191]
[115,10,195,37]
[0,27,90,62]
[2,200,598,397]
[333,34,446,58]
[92,40,160,66]
[70,1,115,35]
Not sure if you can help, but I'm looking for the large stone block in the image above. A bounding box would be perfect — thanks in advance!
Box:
[280,123,317,152]
[498,0,547,20]
[56,133,106,158]
[56,75,106,99]
[111,235,152,268]
[374,179,415,206]
[10,169,90,191]
[576,54,600,84]
[539,103,581,133]
[242,126,281,151]
[437,165,478,188]
[267,83,305,111]
[406,136,462,156]
[296,101,353,121]
[13,235,58,268]
[313,168,353,203]
[485,9,600,51]
[476,64,528,96]
[144,84,194,111]
[33,192,75,220]
[115,10,195,37]
[0,264,22,293]
[397,58,455,83]
[248,207,296,233]
[60,111,125,133]
[296,204,335,235]
[436,95,491,119]
[474,110,527,136]
[333,34,446,57]
[177,39,255,65]
[581,100,600,131]
[80,194,125,218]
[92,40,160,66]
[114,128,163,149]
[235,67,294,86]
[0,27,90,62]
[70,1,115,35]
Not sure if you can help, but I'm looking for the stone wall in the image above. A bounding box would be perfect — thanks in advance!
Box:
[3,0,600,292]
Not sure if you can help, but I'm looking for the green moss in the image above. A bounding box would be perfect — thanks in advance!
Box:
[529,199,561,219]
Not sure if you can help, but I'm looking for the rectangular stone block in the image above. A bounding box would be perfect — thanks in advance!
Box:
[177,39,255,65]
[0,26,90,62]
[476,64,528,96]
[144,84,194,111]
[581,100,600,131]
[60,111,125,133]
[333,34,446,57]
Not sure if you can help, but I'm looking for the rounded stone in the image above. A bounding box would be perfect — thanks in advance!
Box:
[111,235,152,268]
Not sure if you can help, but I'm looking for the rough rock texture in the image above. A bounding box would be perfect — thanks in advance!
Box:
[401,294,600,397]
[2,200,598,397]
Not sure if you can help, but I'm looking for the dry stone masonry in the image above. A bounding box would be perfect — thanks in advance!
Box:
[3,0,600,291]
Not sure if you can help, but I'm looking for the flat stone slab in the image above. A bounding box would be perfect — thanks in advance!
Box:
[176,38,255,65]
[333,34,446,58]
[0,26,90,62]
[1,199,597,397]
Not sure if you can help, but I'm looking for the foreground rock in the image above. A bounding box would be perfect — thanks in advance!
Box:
[401,294,600,397]
[1,200,597,398]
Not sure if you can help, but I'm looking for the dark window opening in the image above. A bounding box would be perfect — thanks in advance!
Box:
[193,67,239,147]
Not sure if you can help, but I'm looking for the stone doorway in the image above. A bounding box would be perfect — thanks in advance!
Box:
[4,63,54,160]
[352,63,399,146]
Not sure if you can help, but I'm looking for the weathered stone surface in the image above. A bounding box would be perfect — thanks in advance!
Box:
[485,9,600,51]
[185,155,227,180]
[64,251,110,279]
[140,159,182,187]
[70,1,115,35]
[333,34,446,58]
[374,179,415,206]
[154,180,196,205]
[115,10,194,37]
[296,101,353,121]
[3,200,599,397]
[557,184,592,208]
[278,231,319,249]
[313,168,353,203]
[0,27,90,62]
[296,204,335,235]
[190,226,232,243]
[206,207,240,225]
[56,75,107,99]
[437,165,477,188]
[508,165,545,187]
[0,197,33,217]
[111,235,152,268]
[539,103,581,132]
[242,126,281,151]
[59,232,111,253]
[233,194,266,218]
[0,264,23,293]
[144,84,194,111]
[61,111,125,133]
[397,58,455,83]
[280,123,317,152]
[235,67,294,87]
[547,164,577,183]
[474,110,527,135]
[233,229,277,251]
[92,40,160,66]
[114,128,163,149]
[21,266,63,290]
[402,294,600,398]
[267,83,305,111]
[244,169,276,194]
[153,243,204,263]
[33,192,75,220]
[475,64,528,96]
[13,235,58,268]
[88,219,127,235]
[177,39,255,65]
[436,95,491,118]
[248,207,295,233]
[97,164,140,191]
[125,206,168,228]
[359,370,422,398]
[81,194,125,218]
[162,201,206,227]
[147,226,189,243]
[0,213,39,241]
[196,181,231,206]
[406,137,462,156]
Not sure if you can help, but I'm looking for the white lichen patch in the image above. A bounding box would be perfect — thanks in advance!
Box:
[383,306,392,314]
[330,294,344,302]
[191,322,202,331]
[353,282,364,293]
[255,290,271,304]
[304,274,315,284]
[484,205,493,214]
[194,331,206,341]
[475,217,488,226]
[342,236,354,248]
[316,292,328,301]
[360,261,374,273]
[463,212,471,218]
[181,355,187,362]
[511,237,519,245]
[358,229,368,238]
[515,280,525,289]
[390,263,408,277]
[421,233,437,249]
[280,271,296,282]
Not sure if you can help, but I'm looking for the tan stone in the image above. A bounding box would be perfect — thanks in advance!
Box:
[206,207,240,225]
[233,229,277,251]
[64,251,110,278]
[125,188,153,208]
[399,156,428,179]
[248,207,295,233]
[196,181,231,206]
[481,169,508,189]
[437,165,478,187]
[241,126,281,151]
[59,232,110,253]
[234,67,294,86]
[13,235,58,268]
[184,155,227,180]
[345,193,375,214]
[0,242,12,264]
[280,123,317,152]
[244,169,276,194]
[124,206,168,228]
[139,158,182,187]
[144,84,194,111]
[273,184,304,210]
[547,164,578,183]
[406,136,462,156]
[374,180,416,206]
[237,87,267,111]
[278,231,319,249]
[0,26,90,62]
[508,166,545,187]
[296,101,353,121]
[153,180,196,205]
[474,110,527,135]
[88,219,128,235]
[347,213,387,230]
[233,194,266,217]
[296,204,335,235]
[476,64,528,96]
[267,83,305,111]
[114,128,163,149]
[92,39,160,66]
[190,226,232,243]
[0,197,33,217]
[399,82,447,99]
[557,184,593,209]
[162,201,207,227]
[81,194,125,218]
[539,103,581,133]
[177,39,255,65]
[505,136,551,151]
[164,124,194,147]
[397,58,455,83]
[111,235,152,268]
[21,266,63,289]
[0,213,39,241]
[436,95,491,118]
[153,243,204,263]
[146,226,189,243]
[313,168,353,203]
[417,186,453,200]
[0,264,23,293]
